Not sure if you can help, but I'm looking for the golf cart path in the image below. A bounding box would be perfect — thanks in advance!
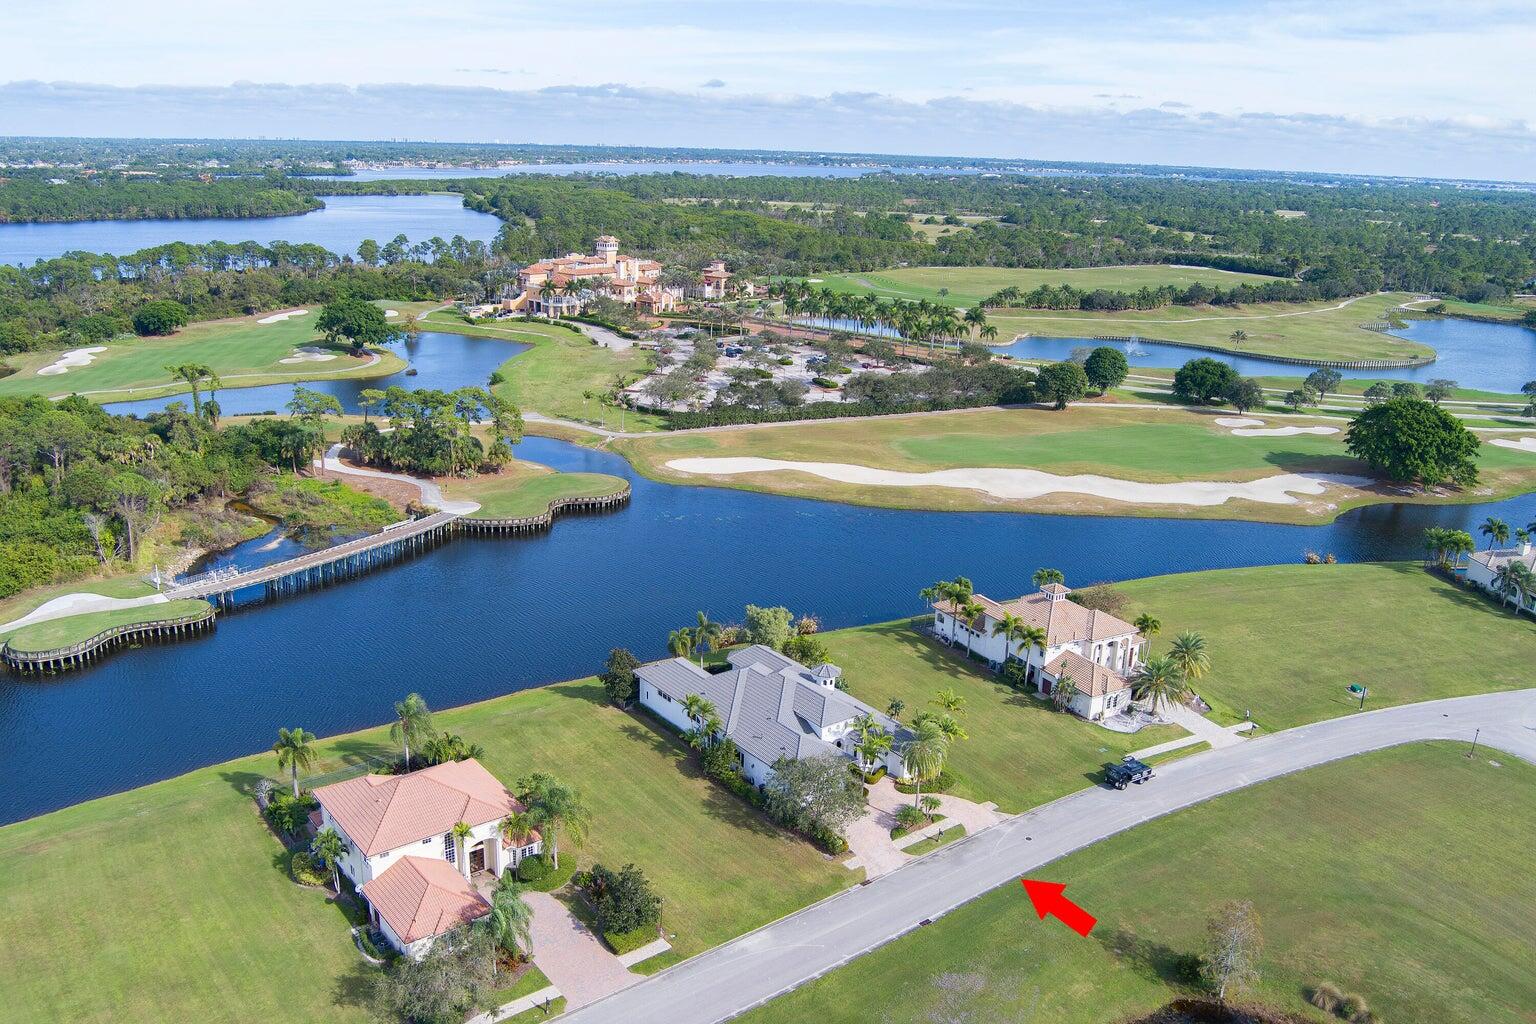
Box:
[561,687,1536,1024]
[0,592,168,635]
[314,444,482,515]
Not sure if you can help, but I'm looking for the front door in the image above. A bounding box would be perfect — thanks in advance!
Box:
[469,845,486,873]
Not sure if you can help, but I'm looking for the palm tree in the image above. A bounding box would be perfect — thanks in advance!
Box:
[391,693,435,772]
[885,699,906,721]
[667,628,696,661]
[990,612,1028,662]
[957,600,986,658]
[1229,330,1248,346]
[930,687,966,716]
[165,363,220,421]
[451,820,474,880]
[1132,655,1189,715]
[311,826,345,893]
[693,611,723,663]
[1167,631,1211,683]
[1032,567,1065,588]
[485,882,535,968]
[1133,613,1161,638]
[1480,516,1510,550]
[522,781,592,870]
[900,721,948,810]
[681,693,720,746]
[914,710,968,742]
[272,726,317,798]
[854,724,893,772]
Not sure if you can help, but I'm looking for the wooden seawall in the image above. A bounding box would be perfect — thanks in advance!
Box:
[1,605,217,675]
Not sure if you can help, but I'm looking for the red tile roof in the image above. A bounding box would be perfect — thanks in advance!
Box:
[940,588,1138,646]
[313,758,520,857]
[1044,649,1130,696]
[361,856,490,943]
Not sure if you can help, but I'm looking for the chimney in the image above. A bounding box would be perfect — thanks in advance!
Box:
[810,663,842,690]
[1041,583,1069,603]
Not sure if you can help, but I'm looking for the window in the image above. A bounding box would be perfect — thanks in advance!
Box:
[443,833,456,863]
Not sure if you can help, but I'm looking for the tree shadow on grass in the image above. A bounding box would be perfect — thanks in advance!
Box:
[220,768,268,798]
[1098,925,1201,989]
[331,958,380,1016]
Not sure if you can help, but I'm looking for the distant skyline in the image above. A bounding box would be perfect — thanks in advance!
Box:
[5,0,1534,181]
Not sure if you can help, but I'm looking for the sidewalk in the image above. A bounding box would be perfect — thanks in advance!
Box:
[1132,703,1254,759]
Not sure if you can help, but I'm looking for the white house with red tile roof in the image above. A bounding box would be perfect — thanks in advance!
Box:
[934,583,1146,721]
[312,758,542,957]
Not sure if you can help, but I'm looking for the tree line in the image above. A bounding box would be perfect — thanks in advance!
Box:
[0,174,321,224]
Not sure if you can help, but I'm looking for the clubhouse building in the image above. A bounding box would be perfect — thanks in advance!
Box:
[502,235,745,317]
[933,583,1147,721]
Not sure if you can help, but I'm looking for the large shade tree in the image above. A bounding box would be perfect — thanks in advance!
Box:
[1345,398,1480,487]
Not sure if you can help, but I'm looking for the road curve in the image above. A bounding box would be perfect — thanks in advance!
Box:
[564,689,1536,1024]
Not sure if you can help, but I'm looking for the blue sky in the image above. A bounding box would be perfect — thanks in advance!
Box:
[4,0,1533,180]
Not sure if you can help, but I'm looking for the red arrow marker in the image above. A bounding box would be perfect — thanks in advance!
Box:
[1021,879,1097,936]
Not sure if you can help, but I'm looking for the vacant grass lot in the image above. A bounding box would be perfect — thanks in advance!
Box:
[0,307,397,401]
[990,292,1432,363]
[617,403,1536,522]
[740,742,1536,1024]
[0,679,850,1024]
[1117,561,1536,730]
[420,311,667,431]
[813,265,1282,306]
[821,620,1185,812]
[441,460,628,518]
[0,597,210,651]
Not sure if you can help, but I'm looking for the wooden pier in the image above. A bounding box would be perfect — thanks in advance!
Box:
[4,484,631,675]
[1,605,217,674]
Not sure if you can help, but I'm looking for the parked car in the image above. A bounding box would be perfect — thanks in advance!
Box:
[1104,756,1155,790]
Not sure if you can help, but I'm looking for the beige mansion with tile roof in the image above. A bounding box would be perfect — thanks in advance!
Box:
[934,583,1147,721]
[501,235,746,317]
[312,758,542,958]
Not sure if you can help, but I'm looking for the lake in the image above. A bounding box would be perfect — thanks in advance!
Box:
[0,194,503,266]
[3,432,1535,825]
[103,331,529,418]
[991,317,1536,393]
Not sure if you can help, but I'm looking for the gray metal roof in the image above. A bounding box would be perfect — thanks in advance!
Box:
[636,645,905,769]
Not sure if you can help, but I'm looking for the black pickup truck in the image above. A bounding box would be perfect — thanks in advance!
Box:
[1104,756,1155,790]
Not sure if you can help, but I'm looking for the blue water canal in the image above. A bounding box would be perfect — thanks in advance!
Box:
[4,432,1536,826]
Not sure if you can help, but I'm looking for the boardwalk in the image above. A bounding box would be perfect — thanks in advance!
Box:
[165,510,461,601]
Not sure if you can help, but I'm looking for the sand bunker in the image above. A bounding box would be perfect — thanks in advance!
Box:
[36,346,108,376]
[1214,416,1338,437]
[1490,437,1536,453]
[1231,425,1340,437]
[383,309,401,318]
[278,346,340,364]
[665,457,1371,507]
[257,309,310,325]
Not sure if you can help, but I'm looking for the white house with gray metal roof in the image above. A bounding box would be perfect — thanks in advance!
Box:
[636,645,911,786]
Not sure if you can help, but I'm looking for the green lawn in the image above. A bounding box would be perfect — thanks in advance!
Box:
[0,598,210,650]
[616,403,1536,524]
[820,620,1185,813]
[989,292,1433,363]
[740,742,1536,1024]
[1117,562,1536,730]
[420,311,667,431]
[0,678,849,1024]
[441,460,628,518]
[812,265,1283,307]
[0,306,402,402]
[0,575,156,626]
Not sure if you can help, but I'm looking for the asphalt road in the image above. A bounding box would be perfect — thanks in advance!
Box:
[565,689,1536,1024]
